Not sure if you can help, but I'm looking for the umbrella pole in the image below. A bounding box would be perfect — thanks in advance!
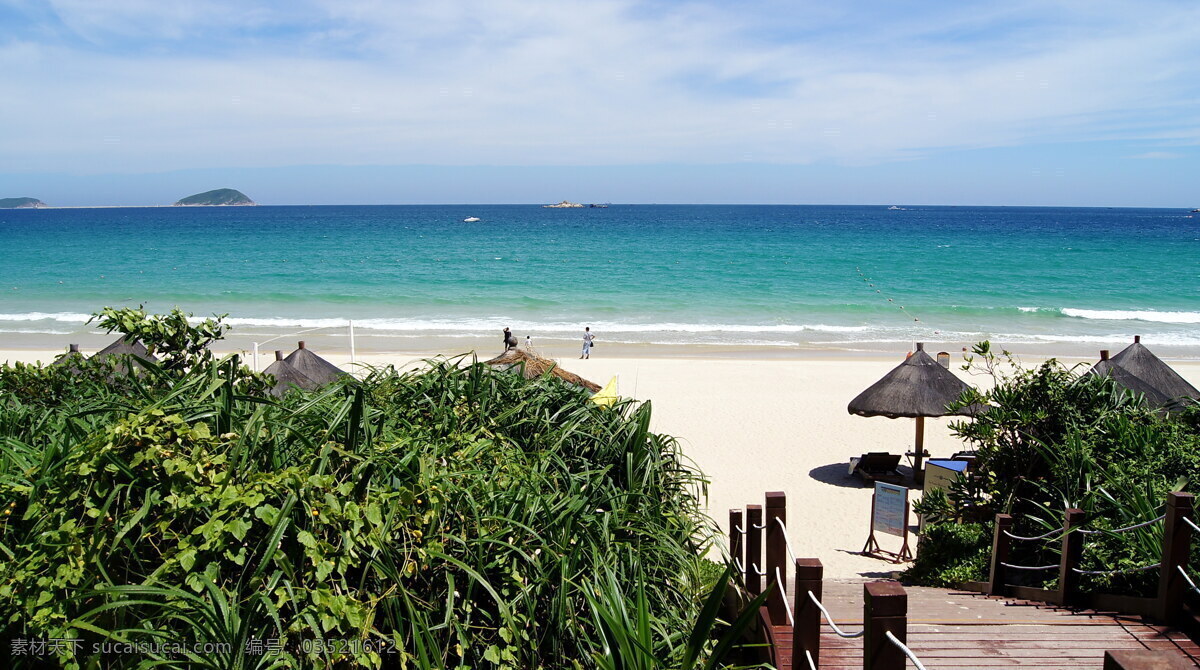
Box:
[914,416,925,484]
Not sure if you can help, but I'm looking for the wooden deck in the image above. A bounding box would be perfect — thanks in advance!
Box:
[770,579,1200,669]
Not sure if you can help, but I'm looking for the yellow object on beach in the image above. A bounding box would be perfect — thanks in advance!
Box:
[591,376,618,407]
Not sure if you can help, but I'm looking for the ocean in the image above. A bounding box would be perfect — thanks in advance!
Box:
[1,204,1197,357]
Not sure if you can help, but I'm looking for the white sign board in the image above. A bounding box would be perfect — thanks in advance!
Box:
[872,482,908,537]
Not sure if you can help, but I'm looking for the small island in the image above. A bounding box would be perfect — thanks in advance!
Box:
[0,197,47,209]
[173,188,256,207]
[543,200,584,208]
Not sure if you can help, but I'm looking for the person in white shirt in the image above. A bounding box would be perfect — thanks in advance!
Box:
[580,327,595,359]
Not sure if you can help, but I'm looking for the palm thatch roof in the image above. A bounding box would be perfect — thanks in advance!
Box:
[1109,337,1199,402]
[848,344,979,418]
[483,348,601,392]
[94,336,157,376]
[283,341,346,386]
[263,352,320,397]
[50,344,85,372]
[95,336,154,360]
[1087,353,1173,407]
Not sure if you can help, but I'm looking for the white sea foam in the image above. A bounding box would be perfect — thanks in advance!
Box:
[1060,308,1200,324]
[0,328,75,335]
[2,310,1196,350]
[1010,332,1200,347]
[0,311,874,337]
[0,312,92,323]
[222,316,351,329]
[216,316,874,335]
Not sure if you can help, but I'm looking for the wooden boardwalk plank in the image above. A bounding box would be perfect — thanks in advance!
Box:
[767,579,1200,669]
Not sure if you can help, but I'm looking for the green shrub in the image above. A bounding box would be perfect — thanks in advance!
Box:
[0,309,744,669]
[902,522,991,588]
[905,342,1200,596]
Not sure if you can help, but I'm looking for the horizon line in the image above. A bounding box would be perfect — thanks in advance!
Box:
[4,203,1196,210]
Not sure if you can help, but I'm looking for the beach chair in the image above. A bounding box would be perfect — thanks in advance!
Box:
[848,452,904,484]
[950,450,977,470]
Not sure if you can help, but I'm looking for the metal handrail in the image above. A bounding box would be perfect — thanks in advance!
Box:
[775,517,800,563]
[1000,562,1058,571]
[776,566,794,625]
[1072,562,1161,576]
[885,630,929,670]
[1180,566,1200,597]
[749,562,766,577]
[734,524,746,535]
[1078,515,1165,535]
[1003,527,1062,542]
[1184,516,1200,534]
[1178,565,1200,596]
[803,649,817,670]
[807,591,865,638]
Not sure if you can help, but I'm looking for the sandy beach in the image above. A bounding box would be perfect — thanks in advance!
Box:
[6,342,1198,578]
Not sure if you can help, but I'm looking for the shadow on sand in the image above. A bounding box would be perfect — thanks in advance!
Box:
[832,549,910,579]
[808,462,916,489]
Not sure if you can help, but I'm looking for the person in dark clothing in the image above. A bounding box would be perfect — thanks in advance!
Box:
[503,327,518,351]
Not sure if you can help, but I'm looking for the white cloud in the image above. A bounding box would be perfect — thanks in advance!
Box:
[2,0,1200,173]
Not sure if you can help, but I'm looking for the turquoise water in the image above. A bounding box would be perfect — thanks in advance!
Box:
[1,205,1198,353]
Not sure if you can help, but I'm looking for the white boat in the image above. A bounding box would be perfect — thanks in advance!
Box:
[888,205,903,210]
[463,217,481,222]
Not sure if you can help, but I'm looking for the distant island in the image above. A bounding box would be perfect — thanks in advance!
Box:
[543,200,584,208]
[0,197,47,209]
[173,189,256,207]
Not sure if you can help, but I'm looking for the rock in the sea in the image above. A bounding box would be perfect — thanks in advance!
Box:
[173,189,256,206]
[0,197,47,209]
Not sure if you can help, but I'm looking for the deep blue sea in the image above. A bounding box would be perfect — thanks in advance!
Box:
[1,205,1198,354]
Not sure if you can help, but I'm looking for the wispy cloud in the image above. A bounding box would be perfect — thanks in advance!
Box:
[1129,151,1184,159]
[2,0,1199,174]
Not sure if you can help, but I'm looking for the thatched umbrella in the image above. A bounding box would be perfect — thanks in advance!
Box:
[1087,349,1172,407]
[1109,336,1198,403]
[263,350,320,397]
[94,336,157,376]
[50,344,85,371]
[484,348,601,392]
[284,341,346,386]
[95,337,154,360]
[847,343,979,478]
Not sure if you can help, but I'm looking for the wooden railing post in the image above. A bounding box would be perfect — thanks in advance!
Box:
[1156,491,1195,623]
[1104,649,1195,669]
[1059,508,1086,606]
[729,509,744,583]
[746,504,763,597]
[765,491,787,625]
[793,558,822,670]
[863,581,907,670]
[988,513,1013,595]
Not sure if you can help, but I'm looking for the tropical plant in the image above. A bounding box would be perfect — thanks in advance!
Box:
[0,309,751,669]
[91,305,229,370]
[905,342,1200,596]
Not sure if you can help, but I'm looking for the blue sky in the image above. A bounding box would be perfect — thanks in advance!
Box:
[2,0,1199,206]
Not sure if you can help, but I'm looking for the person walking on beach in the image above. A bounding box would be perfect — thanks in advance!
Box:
[503,327,517,351]
[580,327,595,359]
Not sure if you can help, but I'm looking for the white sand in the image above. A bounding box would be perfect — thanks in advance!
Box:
[6,346,1199,578]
